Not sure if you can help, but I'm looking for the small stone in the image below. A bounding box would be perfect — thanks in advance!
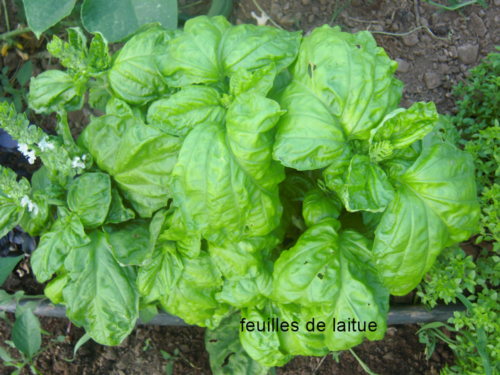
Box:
[312,6,320,15]
[383,352,395,361]
[424,72,442,89]
[319,0,328,4]
[421,34,432,43]
[471,13,487,37]
[352,0,362,5]
[236,18,243,25]
[372,24,384,32]
[448,46,458,59]
[283,2,290,10]
[402,33,419,47]
[270,3,282,17]
[438,54,448,62]
[295,12,302,21]
[464,71,471,78]
[395,58,410,73]
[116,353,133,370]
[420,17,429,27]
[279,14,295,28]
[104,348,118,361]
[301,0,311,5]
[458,44,479,64]
[438,63,452,75]
[308,14,315,23]
[431,13,440,25]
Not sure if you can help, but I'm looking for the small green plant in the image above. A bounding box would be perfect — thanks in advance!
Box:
[161,348,201,375]
[0,290,68,375]
[0,61,33,114]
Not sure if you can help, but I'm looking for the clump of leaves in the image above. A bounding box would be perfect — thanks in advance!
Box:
[0,16,480,373]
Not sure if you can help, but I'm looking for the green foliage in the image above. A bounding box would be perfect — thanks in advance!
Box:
[0,62,33,113]
[0,16,481,372]
[417,47,500,375]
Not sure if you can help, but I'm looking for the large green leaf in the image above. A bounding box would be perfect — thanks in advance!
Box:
[78,114,182,218]
[373,143,480,295]
[160,251,228,328]
[155,16,300,87]
[31,212,90,283]
[108,27,174,105]
[105,219,152,266]
[0,192,24,238]
[28,70,84,114]
[172,92,285,242]
[206,312,270,375]
[273,25,402,170]
[81,0,177,43]
[147,86,226,137]
[12,308,41,359]
[23,0,77,38]
[63,231,139,346]
[105,188,135,224]
[302,188,342,227]
[67,172,111,229]
[273,219,389,350]
[137,242,183,305]
[240,304,293,367]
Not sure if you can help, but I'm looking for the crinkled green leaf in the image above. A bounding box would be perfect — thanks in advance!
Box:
[137,242,183,304]
[157,207,201,259]
[328,154,395,212]
[108,27,173,105]
[63,231,139,346]
[373,143,480,295]
[78,114,182,217]
[0,192,24,238]
[303,188,342,227]
[160,251,228,328]
[88,33,111,73]
[172,92,285,242]
[273,219,389,351]
[147,86,225,137]
[105,219,152,266]
[230,64,277,97]
[31,213,90,283]
[156,16,300,87]
[216,270,272,309]
[19,194,52,236]
[206,312,270,375]
[273,25,402,170]
[31,166,65,201]
[240,304,293,367]
[370,102,438,151]
[105,188,135,224]
[28,70,84,114]
[67,172,111,229]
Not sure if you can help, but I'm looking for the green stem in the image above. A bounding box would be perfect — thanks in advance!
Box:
[2,0,9,32]
[179,0,202,9]
[0,26,32,41]
[423,0,479,11]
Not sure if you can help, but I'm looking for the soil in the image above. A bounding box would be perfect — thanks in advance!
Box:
[1,0,498,374]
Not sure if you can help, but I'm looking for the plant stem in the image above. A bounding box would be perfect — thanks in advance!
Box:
[179,0,203,9]
[2,0,9,32]
[424,0,480,11]
[0,27,32,41]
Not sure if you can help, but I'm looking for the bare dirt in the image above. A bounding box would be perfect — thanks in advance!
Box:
[1,0,499,374]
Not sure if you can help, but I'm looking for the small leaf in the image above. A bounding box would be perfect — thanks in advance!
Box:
[0,255,23,286]
[12,309,41,359]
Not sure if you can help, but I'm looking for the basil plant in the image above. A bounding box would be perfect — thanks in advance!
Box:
[0,16,479,373]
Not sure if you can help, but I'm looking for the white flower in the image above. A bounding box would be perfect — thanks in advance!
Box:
[18,143,29,155]
[17,143,36,164]
[72,156,86,169]
[82,154,87,161]
[251,11,270,26]
[38,136,54,151]
[20,195,38,216]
